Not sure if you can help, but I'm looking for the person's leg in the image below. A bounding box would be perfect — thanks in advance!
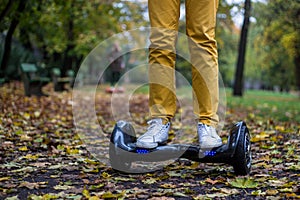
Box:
[186,0,219,127]
[115,71,121,84]
[110,71,115,86]
[111,72,118,86]
[136,0,180,148]
[148,0,181,123]
[186,0,221,148]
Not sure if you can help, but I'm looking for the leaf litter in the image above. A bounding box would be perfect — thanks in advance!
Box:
[0,82,299,199]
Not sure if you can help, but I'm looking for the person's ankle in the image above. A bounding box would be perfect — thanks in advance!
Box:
[151,117,170,125]
[163,118,170,125]
[198,120,217,129]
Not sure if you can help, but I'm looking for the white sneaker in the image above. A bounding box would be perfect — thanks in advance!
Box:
[198,123,222,148]
[136,118,170,149]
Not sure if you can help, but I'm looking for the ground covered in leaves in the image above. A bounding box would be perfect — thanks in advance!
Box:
[0,82,299,199]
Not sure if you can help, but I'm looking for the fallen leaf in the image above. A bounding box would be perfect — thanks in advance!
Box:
[83,188,90,198]
[0,177,10,182]
[89,184,105,191]
[101,172,111,179]
[19,181,46,189]
[22,154,39,160]
[205,178,219,185]
[53,184,74,190]
[251,131,270,142]
[89,196,100,200]
[100,191,126,199]
[251,190,265,196]
[266,189,279,196]
[18,146,28,151]
[159,183,176,189]
[4,195,20,200]
[142,178,157,184]
[228,177,258,189]
[220,188,240,195]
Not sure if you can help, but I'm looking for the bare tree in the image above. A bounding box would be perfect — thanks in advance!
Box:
[233,0,251,96]
[0,0,27,77]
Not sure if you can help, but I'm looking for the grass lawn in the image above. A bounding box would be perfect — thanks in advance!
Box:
[226,89,300,123]
[132,84,299,123]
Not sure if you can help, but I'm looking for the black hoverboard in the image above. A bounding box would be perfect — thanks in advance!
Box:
[109,121,251,175]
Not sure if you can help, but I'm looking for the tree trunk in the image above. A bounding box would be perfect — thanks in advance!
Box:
[62,1,75,77]
[63,19,75,76]
[0,0,27,77]
[295,51,300,93]
[294,10,300,95]
[233,0,251,96]
[0,0,14,24]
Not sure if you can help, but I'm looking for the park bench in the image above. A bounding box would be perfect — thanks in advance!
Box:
[51,68,75,91]
[0,78,5,86]
[0,70,6,86]
[20,63,50,96]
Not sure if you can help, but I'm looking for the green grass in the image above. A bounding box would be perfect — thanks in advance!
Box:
[99,83,300,123]
[133,84,149,94]
[132,85,300,122]
[226,89,300,122]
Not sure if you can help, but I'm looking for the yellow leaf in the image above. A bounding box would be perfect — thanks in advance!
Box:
[13,121,22,126]
[0,177,10,182]
[34,111,41,118]
[101,191,126,199]
[251,190,265,196]
[15,129,24,135]
[19,146,28,151]
[266,189,279,196]
[66,146,79,154]
[23,112,31,120]
[84,158,99,165]
[101,172,111,179]
[42,193,59,199]
[275,125,285,132]
[23,154,39,160]
[189,162,199,169]
[160,183,176,188]
[248,113,255,119]
[20,134,32,141]
[142,178,156,184]
[279,188,293,193]
[251,131,270,142]
[57,144,65,151]
[19,181,40,189]
[83,189,90,198]
[89,196,100,200]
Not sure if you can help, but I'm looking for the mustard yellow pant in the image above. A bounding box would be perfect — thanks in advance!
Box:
[148,0,219,127]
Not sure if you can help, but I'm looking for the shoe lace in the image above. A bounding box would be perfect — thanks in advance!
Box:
[145,119,163,137]
[198,124,210,136]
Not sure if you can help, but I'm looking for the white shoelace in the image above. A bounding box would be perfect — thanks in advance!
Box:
[144,119,163,137]
[198,124,209,136]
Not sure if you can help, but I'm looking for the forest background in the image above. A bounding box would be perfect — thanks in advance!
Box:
[0,0,299,94]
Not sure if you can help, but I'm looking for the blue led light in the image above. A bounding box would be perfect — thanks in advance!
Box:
[136,149,150,154]
[205,150,216,157]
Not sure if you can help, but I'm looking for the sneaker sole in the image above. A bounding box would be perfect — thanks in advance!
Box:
[136,140,168,149]
[199,140,222,149]
[136,141,158,149]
